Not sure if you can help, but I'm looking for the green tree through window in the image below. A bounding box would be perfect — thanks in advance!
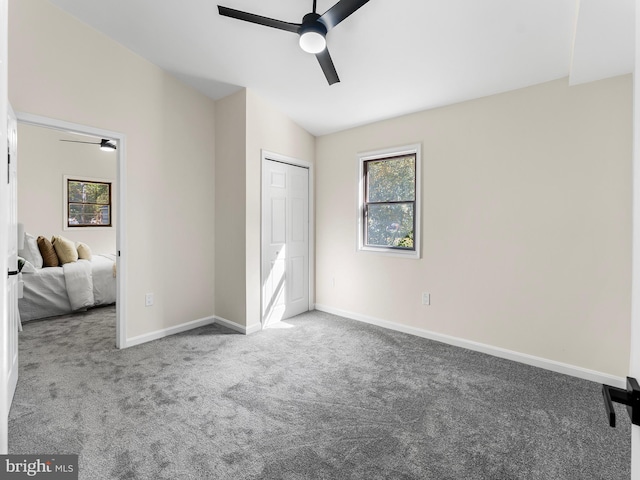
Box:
[67,179,111,227]
[363,154,416,250]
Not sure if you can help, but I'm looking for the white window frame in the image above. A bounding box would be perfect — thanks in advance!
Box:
[63,175,115,231]
[357,143,421,259]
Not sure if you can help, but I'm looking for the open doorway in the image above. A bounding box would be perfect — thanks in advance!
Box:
[15,113,126,348]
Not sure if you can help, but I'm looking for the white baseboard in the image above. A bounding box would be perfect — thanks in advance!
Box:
[124,315,216,348]
[314,304,626,389]
[246,322,262,335]
[214,316,262,335]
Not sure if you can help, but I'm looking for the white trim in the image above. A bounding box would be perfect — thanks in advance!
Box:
[214,315,262,335]
[357,143,422,259]
[631,4,640,477]
[116,137,127,349]
[315,303,627,389]
[16,113,123,144]
[246,323,263,334]
[124,316,215,348]
[260,150,315,328]
[15,112,128,349]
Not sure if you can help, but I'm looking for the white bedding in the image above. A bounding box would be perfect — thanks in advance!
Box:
[19,255,117,322]
[92,254,117,305]
[63,260,94,311]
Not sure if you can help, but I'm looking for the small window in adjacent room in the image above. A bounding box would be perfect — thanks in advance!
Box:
[358,144,421,258]
[65,177,112,228]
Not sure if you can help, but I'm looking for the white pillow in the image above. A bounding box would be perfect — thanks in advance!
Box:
[20,260,36,274]
[18,233,43,269]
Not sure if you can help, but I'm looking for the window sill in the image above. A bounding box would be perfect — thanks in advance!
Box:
[358,246,420,259]
[64,225,115,231]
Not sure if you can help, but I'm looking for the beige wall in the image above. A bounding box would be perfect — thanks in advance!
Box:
[9,0,216,338]
[214,89,315,328]
[315,76,632,376]
[245,90,315,329]
[17,123,117,253]
[214,90,247,324]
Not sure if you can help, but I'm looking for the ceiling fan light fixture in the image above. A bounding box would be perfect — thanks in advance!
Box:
[299,30,326,54]
[299,13,327,54]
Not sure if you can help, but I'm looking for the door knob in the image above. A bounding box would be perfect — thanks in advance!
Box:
[602,376,640,427]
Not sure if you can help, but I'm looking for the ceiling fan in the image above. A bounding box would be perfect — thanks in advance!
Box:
[218,0,371,85]
[60,139,117,151]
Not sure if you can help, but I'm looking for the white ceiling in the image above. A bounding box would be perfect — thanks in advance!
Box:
[47,0,634,136]
[570,0,634,86]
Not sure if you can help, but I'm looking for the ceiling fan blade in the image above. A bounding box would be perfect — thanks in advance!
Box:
[316,48,340,85]
[319,0,370,30]
[218,6,300,33]
[60,140,99,145]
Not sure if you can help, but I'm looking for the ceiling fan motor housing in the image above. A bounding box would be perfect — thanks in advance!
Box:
[299,13,328,53]
[300,13,327,35]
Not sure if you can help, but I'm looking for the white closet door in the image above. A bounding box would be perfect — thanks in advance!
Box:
[262,159,309,328]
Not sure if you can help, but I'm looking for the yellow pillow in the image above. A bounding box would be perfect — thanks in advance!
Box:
[37,236,59,267]
[52,235,78,265]
[76,242,92,260]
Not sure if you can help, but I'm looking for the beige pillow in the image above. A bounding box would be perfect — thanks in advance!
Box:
[37,236,59,267]
[52,235,78,265]
[76,242,92,260]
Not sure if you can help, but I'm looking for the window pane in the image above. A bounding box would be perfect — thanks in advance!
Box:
[99,206,110,225]
[366,203,414,249]
[69,203,110,226]
[85,183,109,203]
[367,155,415,202]
[68,181,84,203]
[84,184,98,203]
[95,184,110,204]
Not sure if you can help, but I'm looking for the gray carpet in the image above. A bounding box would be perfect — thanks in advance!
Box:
[9,306,631,479]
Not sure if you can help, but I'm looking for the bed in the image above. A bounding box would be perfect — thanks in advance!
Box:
[17,233,117,322]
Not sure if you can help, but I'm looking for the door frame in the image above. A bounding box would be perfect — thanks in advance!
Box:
[260,149,315,328]
[16,112,127,349]
[631,4,640,476]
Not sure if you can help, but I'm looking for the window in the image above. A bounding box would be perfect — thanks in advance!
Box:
[65,177,112,228]
[358,144,421,258]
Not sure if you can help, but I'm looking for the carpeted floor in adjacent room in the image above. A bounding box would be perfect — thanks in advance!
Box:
[8,306,631,479]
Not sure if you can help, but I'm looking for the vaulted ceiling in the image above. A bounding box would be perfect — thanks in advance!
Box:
[48,0,634,136]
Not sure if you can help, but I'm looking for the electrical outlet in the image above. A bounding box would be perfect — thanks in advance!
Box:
[145,293,154,307]
[422,292,430,306]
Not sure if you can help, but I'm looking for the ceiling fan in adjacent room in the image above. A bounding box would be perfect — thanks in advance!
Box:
[60,138,117,151]
[218,0,371,85]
